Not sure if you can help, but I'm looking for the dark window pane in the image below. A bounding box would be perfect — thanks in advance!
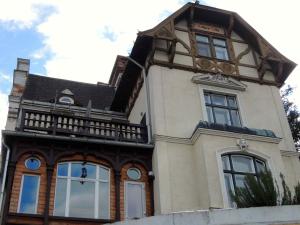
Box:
[57,163,68,177]
[234,174,247,188]
[222,155,231,170]
[69,180,95,218]
[198,43,211,57]
[224,173,235,207]
[54,178,67,216]
[211,94,227,106]
[99,182,109,219]
[215,46,229,60]
[230,110,241,127]
[232,155,254,173]
[227,96,237,108]
[213,38,226,47]
[256,160,266,173]
[206,106,213,123]
[196,35,209,43]
[204,94,211,104]
[214,108,231,125]
[19,175,39,213]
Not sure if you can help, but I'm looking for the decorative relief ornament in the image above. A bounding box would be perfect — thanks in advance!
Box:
[191,73,247,91]
[237,138,248,151]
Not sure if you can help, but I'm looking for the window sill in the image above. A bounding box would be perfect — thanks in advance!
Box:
[196,121,277,138]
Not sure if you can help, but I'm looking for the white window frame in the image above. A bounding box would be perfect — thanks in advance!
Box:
[54,161,110,219]
[18,174,40,214]
[124,181,146,220]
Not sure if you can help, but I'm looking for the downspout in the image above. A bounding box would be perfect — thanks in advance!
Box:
[0,138,10,211]
[126,57,153,144]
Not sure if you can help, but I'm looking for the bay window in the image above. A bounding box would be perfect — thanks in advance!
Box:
[54,162,110,219]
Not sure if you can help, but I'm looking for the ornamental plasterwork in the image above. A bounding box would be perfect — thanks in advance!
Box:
[191,73,247,91]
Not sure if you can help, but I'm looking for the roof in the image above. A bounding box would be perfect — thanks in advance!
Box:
[110,2,296,112]
[23,74,115,110]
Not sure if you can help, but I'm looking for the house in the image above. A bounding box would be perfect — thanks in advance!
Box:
[1,2,300,225]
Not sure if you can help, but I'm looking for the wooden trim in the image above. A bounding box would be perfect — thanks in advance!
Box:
[174,27,189,32]
[43,165,54,225]
[151,60,279,86]
[237,63,257,69]
[231,39,247,44]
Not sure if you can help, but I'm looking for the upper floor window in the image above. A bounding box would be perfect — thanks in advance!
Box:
[54,162,110,219]
[196,34,229,60]
[18,174,40,214]
[204,92,241,127]
[222,154,266,207]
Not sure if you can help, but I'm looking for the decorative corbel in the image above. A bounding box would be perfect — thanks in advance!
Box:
[258,55,268,81]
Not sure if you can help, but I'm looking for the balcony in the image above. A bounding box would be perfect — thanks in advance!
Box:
[19,109,148,143]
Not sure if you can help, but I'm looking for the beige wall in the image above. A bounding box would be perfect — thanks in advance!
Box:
[140,64,299,214]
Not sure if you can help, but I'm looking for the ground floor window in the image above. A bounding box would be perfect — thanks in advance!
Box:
[125,181,146,219]
[54,162,110,219]
[222,154,266,207]
[18,174,40,214]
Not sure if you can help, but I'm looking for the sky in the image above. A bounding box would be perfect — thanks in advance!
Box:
[0,0,300,139]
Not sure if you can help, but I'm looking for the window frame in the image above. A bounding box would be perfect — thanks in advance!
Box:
[204,91,242,127]
[195,33,230,61]
[59,96,74,105]
[53,161,111,219]
[18,174,40,214]
[124,181,146,220]
[221,153,266,206]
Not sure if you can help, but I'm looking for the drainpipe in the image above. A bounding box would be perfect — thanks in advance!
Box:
[0,138,10,211]
[126,57,152,144]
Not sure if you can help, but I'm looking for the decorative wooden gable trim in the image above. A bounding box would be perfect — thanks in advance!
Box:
[191,73,247,91]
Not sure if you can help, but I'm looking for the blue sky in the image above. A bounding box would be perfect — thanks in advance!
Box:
[0,0,300,135]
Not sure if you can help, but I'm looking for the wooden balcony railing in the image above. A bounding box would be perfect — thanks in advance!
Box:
[19,109,148,143]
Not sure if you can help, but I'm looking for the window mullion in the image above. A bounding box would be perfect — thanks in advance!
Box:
[209,36,215,58]
[95,166,99,219]
[66,163,71,216]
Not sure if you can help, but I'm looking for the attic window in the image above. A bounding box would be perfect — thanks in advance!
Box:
[196,34,229,60]
[59,96,74,104]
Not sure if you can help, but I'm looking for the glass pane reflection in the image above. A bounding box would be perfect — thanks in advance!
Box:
[99,182,109,219]
[54,178,67,216]
[69,180,95,218]
[19,175,39,213]
[127,183,144,219]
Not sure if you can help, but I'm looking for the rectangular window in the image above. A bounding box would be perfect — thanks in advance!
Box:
[196,35,229,60]
[18,175,40,214]
[204,92,241,127]
[125,181,146,219]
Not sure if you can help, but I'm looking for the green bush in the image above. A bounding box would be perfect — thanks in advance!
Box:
[232,170,278,208]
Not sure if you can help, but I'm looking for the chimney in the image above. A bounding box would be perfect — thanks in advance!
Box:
[11,58,30,96]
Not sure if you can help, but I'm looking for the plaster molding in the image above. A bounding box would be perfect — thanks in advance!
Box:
[191,73,247,91]
[280,150,300,157]
[154,127,281,145]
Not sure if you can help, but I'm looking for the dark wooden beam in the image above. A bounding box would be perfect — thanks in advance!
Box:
[43,165,54,225]
[227,14,234,37]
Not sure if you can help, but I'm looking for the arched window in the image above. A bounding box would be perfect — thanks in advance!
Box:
[54,162,110,219]
[221,153,266,207]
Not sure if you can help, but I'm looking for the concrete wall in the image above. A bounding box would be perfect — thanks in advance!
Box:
[107,205,300,225]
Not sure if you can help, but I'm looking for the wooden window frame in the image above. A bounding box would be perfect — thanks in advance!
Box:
[195,33,231,61]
